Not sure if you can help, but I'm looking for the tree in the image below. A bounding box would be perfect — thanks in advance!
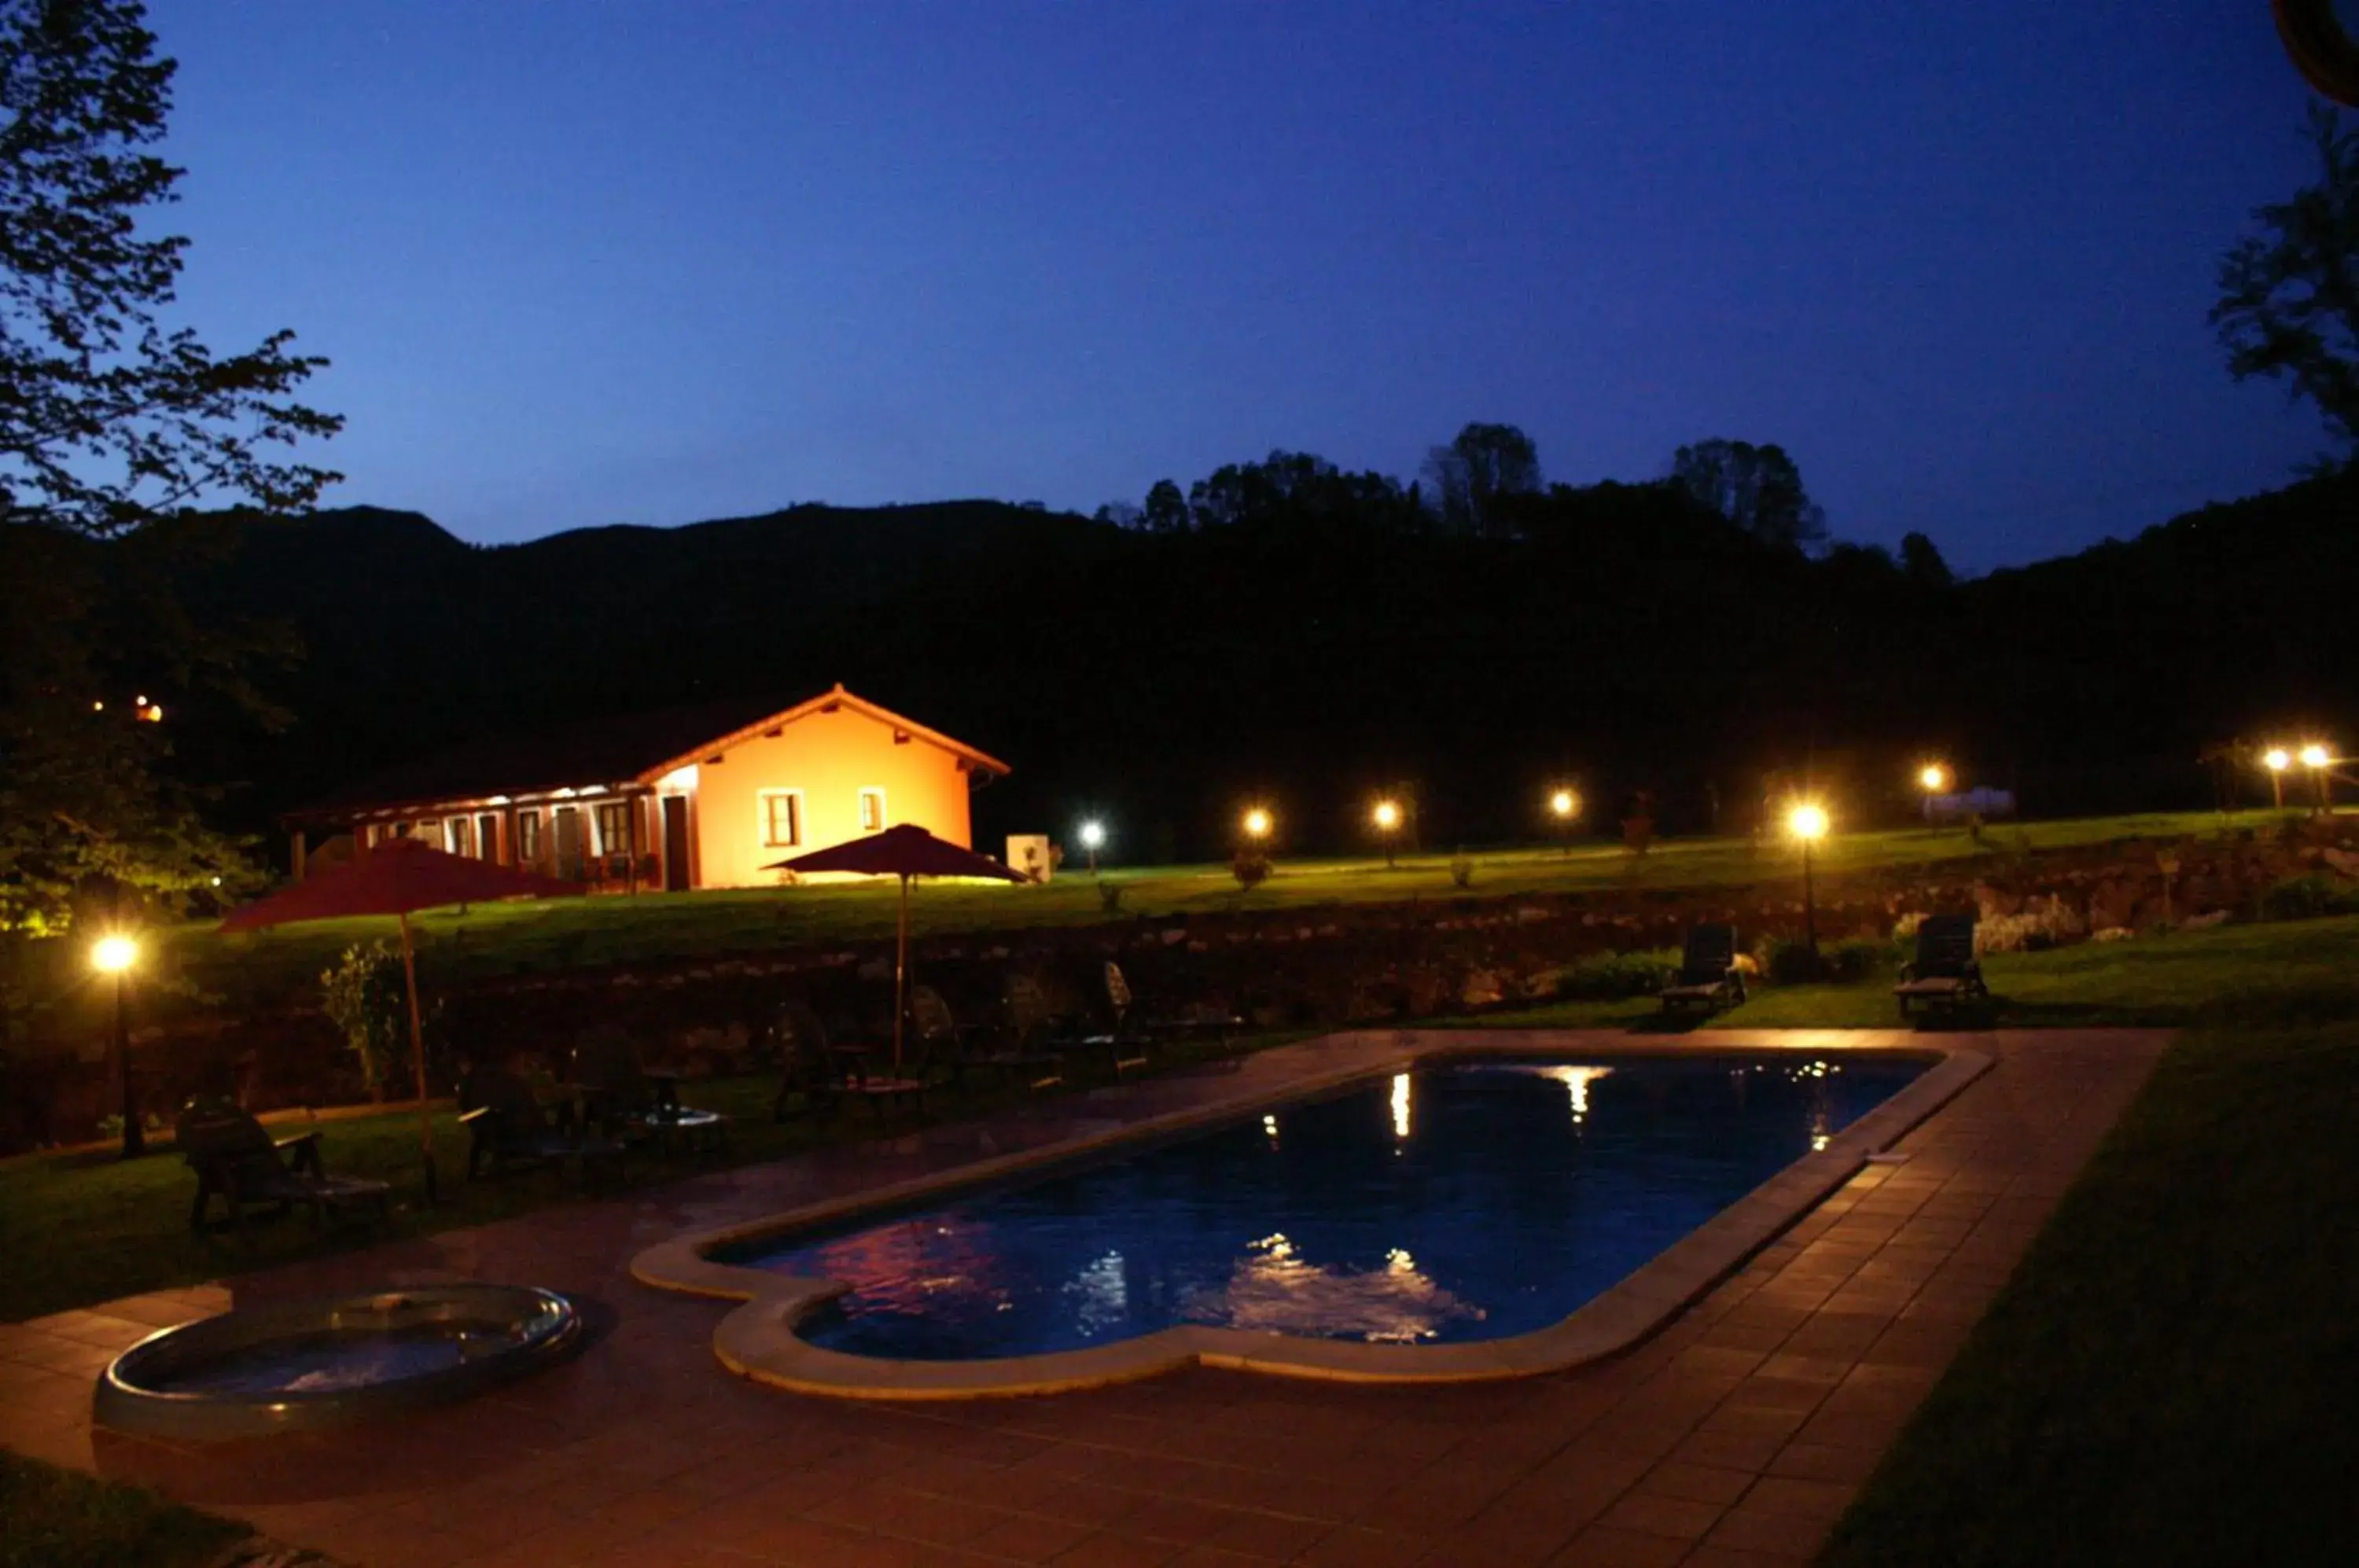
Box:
[1899,531,1953,587]
[1669,439,1827,553]
[2212,107,2359,464]
[1140,478,1189,533]
[1422,422,1540,538]
[1,0,340,941]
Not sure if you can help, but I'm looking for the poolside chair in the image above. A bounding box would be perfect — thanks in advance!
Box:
[1658,925,1746,1014]
[1004,972,1143,1076]
[771,999,928,1122]
[458,1066,626,1187]
[915,985,1063,1091]
[570,1025,727,1155]
[175,1097,391,1239]
[769,1000,844,1124]
[1102,961,1242,1049]
[1894,914,1990,1020]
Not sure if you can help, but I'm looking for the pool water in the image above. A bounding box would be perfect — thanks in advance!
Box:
[728,1055,1923,1360]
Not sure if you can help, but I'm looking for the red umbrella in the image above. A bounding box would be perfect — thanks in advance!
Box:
[767,824,1029,1068]
[220,837,584,1197]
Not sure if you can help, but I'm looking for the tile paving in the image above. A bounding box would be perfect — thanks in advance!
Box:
[0,1028,2164,1566]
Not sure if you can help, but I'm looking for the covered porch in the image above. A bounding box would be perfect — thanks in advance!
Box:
[284,782,692,895]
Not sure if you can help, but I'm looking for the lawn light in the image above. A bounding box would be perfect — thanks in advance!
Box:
[2300,743,2334,812]
[2264,745,2291,810]
[1077,819,1106,875]
[91,934,143,1158]
[1919,763,1949,793]
[1242,808,1272,841]
[1371,799,1402,868]
[1548,788,1581,854]
[1786,803,1830,977]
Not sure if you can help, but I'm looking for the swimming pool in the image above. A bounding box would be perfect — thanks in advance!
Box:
[717,1053,1925,1362]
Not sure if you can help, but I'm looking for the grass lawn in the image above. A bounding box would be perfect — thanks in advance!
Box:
[128,808,2275,1008]
[0,1451,245,1568]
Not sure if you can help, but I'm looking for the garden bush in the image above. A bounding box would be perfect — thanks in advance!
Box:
[2258,874,2359,922]
[1543,948,1681,1000]
[1230,847,1272,890]
[320,941,407,1100]
[1760,934,1897,985]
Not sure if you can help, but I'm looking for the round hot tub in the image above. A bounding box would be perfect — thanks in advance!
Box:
[94,1285,585,1441]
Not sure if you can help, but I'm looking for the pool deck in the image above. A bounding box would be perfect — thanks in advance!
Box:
[0,1027,2166,1568]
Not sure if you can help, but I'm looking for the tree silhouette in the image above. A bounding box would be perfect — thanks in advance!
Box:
[2213,107,2359,465]
[1422,422,1541,538]
[1669,439,1827,553]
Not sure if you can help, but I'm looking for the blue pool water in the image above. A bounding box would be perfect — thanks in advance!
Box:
[725,1054,1923,1360]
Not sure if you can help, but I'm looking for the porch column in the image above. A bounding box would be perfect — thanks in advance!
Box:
[289,828,307,882]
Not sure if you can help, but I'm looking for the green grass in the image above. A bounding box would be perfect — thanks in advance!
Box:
[0,1451,245,1568]
[0,1035,1288,1325]
[111,808,2280,1013]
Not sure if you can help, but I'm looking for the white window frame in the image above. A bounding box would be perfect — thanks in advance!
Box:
[516,808,542,863]
[446,815,473,857]
[593,800,633,856]
[758,788,804,849]
[858,787,886,833]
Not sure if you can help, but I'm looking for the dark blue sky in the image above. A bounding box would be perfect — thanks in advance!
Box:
[154,2,2328,570]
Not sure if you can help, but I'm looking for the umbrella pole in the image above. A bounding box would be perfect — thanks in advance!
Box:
[893,874,910,1072]
[399,912,439,1205]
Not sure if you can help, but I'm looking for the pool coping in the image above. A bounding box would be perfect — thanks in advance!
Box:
[630,1030,1991,1400]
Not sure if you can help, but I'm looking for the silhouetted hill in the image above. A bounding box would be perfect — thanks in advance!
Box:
[185,475,2359,860]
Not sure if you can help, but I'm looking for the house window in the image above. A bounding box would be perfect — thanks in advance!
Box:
[517,808,542,863]
[445,816,473,857]
[594,801,632,855]
[858,788,885,833]
[759,790,802,848]
[476,814,500,862]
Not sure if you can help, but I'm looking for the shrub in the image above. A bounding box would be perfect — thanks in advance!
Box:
[1759,935,1896,986]
[1549,948,1681,999]
[1448,853,1475,889]
[320,940,407,1100]
[2258,874,2359,921]
[1097,879,1125,915]
[1231,847,1272,890]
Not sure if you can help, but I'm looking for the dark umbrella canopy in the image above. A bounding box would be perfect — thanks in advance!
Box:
[767,825,1030,1067]
[219,837,585,1197]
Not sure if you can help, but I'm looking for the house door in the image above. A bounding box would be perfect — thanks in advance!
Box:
[554,805,584,881]
[661,797,690,891]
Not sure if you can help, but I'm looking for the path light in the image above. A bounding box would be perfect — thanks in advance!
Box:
[2264,745,2291,810]
[92,934,142,1158]
[2300,743,2334,813]
[1242,808,1272,841]
[1077,819,1106,876]
[1786,803,1830,978]
[1919,763,1949,793]
[1549,788,1581,855]
[1371,799,1402,868]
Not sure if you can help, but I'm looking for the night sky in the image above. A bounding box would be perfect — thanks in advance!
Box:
[154,2,2329,570]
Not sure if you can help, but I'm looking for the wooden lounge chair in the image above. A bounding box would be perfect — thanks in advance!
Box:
[1894,914,1990,1020]
[175,1098,391,1239]
[458,1067,625,1187]
[1003,973,1141,1075]
[1658,925,1746,1014]
[1102,961,1242,1047]
[769,999,926,1122]
[570,1025,727,1154]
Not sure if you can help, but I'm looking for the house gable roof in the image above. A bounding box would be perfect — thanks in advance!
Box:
[639,684,1013,782]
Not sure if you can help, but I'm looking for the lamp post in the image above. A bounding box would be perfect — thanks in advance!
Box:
[1371,798,1402,869]
[1242,807,1272,843]
[1787,802,1830,978]
[2264,746,2291,811]
[2300,743,2333,813]
[1916,763,1949,825]
[91,934,142,1158]
[1077,819,1106,876]
[1549,788,1580,855]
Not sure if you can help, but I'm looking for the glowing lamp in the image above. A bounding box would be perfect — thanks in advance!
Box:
[1787,803,1831,841]
[1242,808,1272,840]
[1919,764,1948,793]
[136,702,162,723]
[2300,743,2331,769]
[92,934,138,975]
[2264,747,2291,772]
[1078,819,1106,850]
[1372,800,1401,830]
[1549,788,1579,819]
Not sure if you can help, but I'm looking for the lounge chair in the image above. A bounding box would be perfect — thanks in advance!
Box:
[1004,972,1146,1075]
[1894,914,1990,1019]
[769,1000,844,1124]
[458,1066,625,1187]
[1103,961,1242,1048]
[175,1098,391,1239]
[1658,925,1746,1014]
[771,999,926,1122]
[570,1025,727,1154]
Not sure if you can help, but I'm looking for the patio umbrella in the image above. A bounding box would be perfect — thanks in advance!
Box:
[219,837,584,1199]
[767,824,1029,1069]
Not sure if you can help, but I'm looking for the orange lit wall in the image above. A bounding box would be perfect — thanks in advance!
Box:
[686,704,977,888]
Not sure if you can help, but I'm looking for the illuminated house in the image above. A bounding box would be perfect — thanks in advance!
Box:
[281,685,1010,890]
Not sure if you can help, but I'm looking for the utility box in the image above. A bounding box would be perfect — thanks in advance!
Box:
[1006,834,1054,883]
